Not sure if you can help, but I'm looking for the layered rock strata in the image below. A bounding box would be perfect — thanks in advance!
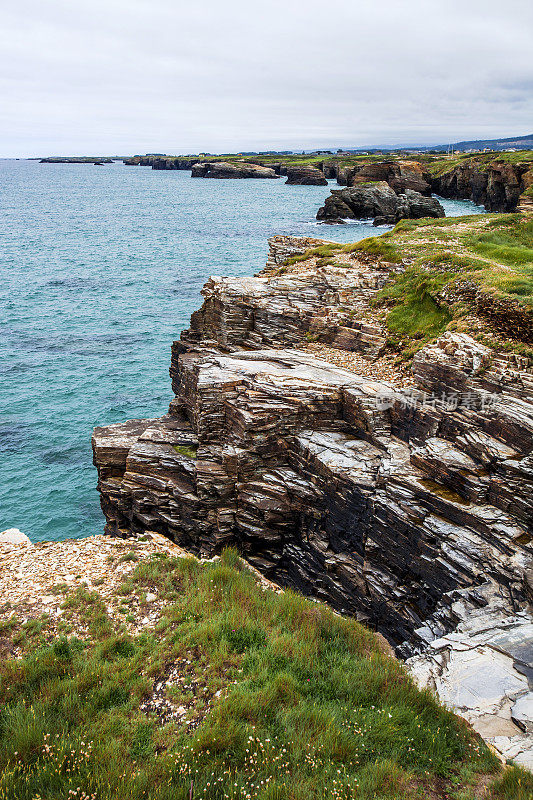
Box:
[93,237,533,658]
[191,162,278,179]
[316,183,445,224]
[431,159,533,212]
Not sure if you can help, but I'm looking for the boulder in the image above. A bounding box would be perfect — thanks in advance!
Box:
[0,528,31,545]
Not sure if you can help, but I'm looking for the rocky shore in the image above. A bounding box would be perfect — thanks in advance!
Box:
[89,224,532,767]
[92,235,532,634]
[285,165,328,185]
[120,152,533,213]
[431,157,533,212]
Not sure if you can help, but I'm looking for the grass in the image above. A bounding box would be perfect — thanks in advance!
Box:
[356,214,533,346]
[173,444,198,459]
[280,214,532,355]
[2,549,530,800]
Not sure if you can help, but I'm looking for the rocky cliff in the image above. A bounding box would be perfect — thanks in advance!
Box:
[120,152,533,214]
[191,161,279,179]
[285,165,328,185]
[431,157,533,212]
[93,233,533,661]
[336,160,432,196]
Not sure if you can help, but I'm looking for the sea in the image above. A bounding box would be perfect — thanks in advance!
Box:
[0,159,485,542]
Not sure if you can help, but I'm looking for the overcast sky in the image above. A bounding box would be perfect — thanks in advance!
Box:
[1,0,532,157]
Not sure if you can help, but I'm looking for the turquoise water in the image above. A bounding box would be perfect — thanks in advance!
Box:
[0,159,484,542]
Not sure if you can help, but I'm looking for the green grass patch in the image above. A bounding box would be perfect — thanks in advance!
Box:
[361,214,532,352]
[172,444,198,459]
[0,549,515,800]
[283,243,342,266]
[345,236,402,262]
[469,217,533,268]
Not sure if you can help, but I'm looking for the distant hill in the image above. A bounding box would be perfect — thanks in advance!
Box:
[432,133,533,152]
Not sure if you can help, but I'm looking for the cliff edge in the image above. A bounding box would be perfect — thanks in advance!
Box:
[92,216,533,766]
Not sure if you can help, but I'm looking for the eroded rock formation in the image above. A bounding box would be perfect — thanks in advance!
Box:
[191,162,278,179]
[431,158,533,212]
[285,166,328,185]
[316,183,445,224]
[93,237,533,658]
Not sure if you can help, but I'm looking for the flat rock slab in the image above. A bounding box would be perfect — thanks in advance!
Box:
[408,598,533,771]
[490,625,533,669]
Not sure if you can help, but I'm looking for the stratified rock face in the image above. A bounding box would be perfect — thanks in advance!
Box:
[93,238,533,653]
[176,239,388,360]
[191,162,278,179]
[316,183,445,224]
[285,166,328,185]
[356,160,432,195]
[431,160,532,212]
[334,160,432,194]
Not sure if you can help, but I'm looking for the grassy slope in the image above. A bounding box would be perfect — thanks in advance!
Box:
[423,150,533,175]
[285,214,533,359]
[1,549,532,800]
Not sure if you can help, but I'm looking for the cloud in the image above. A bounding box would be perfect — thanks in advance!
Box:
[0,0,532,155]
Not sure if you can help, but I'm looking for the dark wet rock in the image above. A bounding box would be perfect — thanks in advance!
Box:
[285,166,328,185]
[316,183,444,224]
[431,159,533,212]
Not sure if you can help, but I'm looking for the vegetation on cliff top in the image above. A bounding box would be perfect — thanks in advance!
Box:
[144,150,533,173]
[284,213,532,359]
[1,548,531,800]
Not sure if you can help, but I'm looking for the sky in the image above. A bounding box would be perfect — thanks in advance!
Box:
[1,0,532,157]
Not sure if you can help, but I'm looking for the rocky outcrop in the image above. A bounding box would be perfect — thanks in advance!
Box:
[40,157,113,164]
[356,161,432,195]
[316,183,445,224]
[123,156,211,170]
[334,160,432,195]
[191,162,278,179]
[431,158,533,212]
[176,240,388,359]
[285,166,328,185]
[408,582,533,770]
[93,237,533,659]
